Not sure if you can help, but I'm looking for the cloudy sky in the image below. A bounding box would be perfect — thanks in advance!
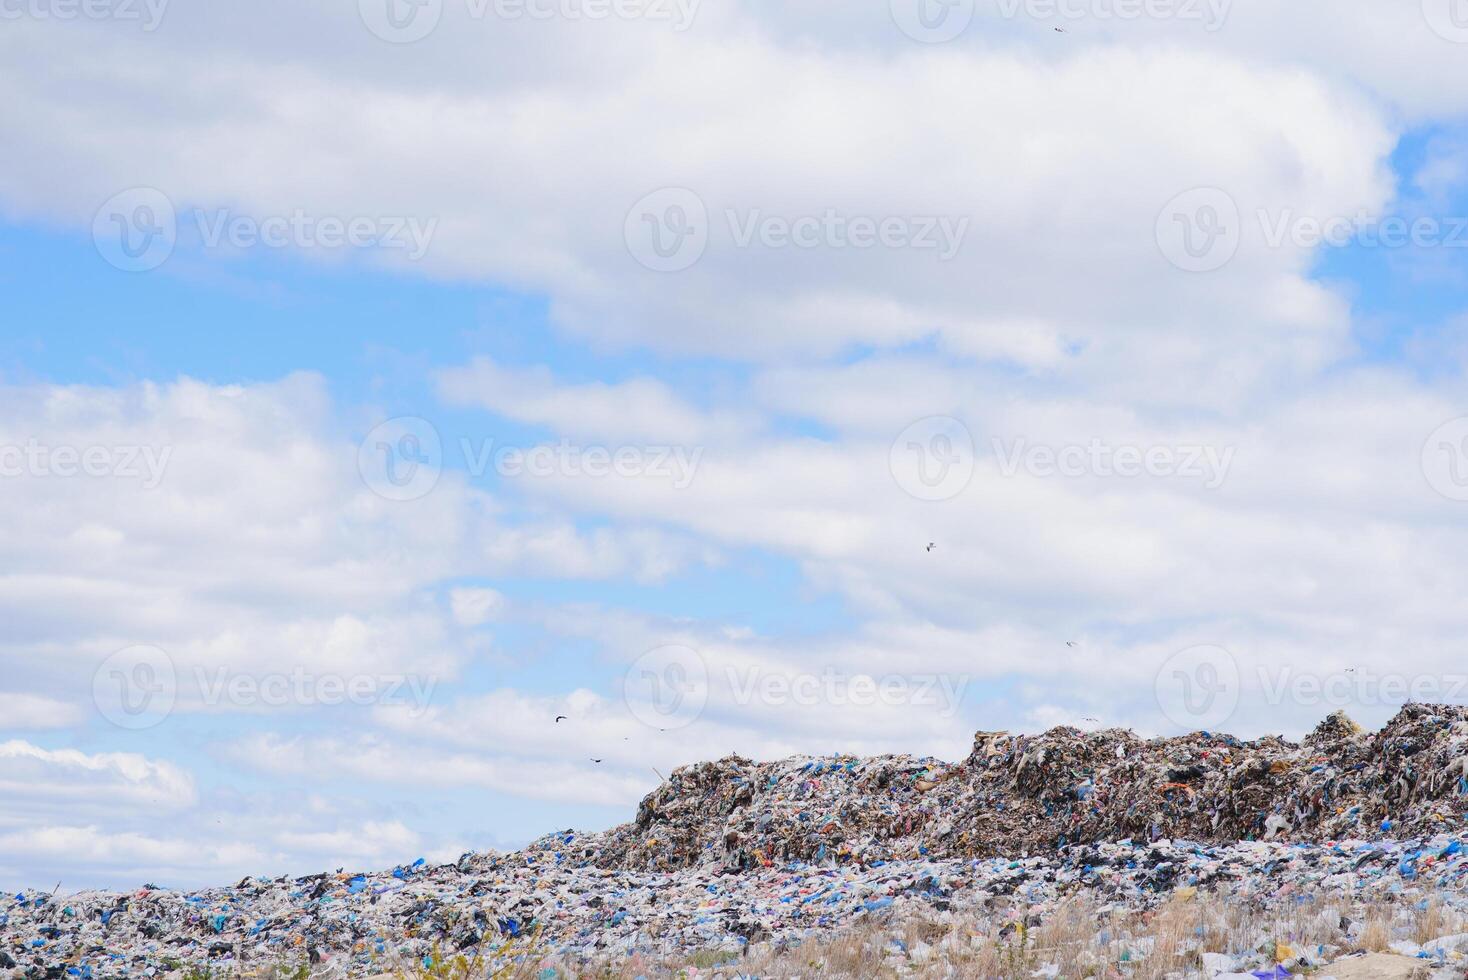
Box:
[3,0,1468,889]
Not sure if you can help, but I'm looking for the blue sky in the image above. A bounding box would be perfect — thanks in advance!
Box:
[3,1,1468,890]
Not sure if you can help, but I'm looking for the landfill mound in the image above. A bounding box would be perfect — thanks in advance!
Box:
[6,706,1468,977]
[6,830,1468,977]
[580,704,1468,871]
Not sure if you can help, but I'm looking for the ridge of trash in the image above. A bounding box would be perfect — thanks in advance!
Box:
[5,704,1468,977]
[587,703,1467,871]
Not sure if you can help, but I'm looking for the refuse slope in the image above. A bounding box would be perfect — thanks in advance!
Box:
[584,703,1468,871]
[7,836,1468,976]
[5,705,1468,977]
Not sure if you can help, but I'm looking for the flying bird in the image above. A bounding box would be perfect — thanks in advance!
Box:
[590,758,603,764]
[926,542,936,552]
[1054,26,1067,32]
[1065,641,1078,648]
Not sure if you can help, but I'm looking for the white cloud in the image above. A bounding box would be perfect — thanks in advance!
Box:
[449,587,506,627]
[230,731,648,807]
[0,826,268,878]
[273,820,422,863]
[0,375,705,719]
[0,741,478,887]
[0,693,84,730]
[437,357,753,444]
[3,0,1468,889]
[0,23,1394,389]
[0,741,196,812]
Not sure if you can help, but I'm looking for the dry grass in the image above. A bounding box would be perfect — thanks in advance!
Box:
[205,890,1468,979]
[545,890,1464,979]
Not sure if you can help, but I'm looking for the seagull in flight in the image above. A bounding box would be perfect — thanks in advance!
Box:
[1065,641,1078,648]
[926,542,936,552]
[555,715,567,723]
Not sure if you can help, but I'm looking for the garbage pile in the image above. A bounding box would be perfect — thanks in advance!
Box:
[587,704,1468,871]
[5,835,1468,977]
[5,705,1468,978]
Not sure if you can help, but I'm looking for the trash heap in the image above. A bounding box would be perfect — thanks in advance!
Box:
[6,835,1468,977]
[5,705,1468,978]
[583,704,1468,871]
